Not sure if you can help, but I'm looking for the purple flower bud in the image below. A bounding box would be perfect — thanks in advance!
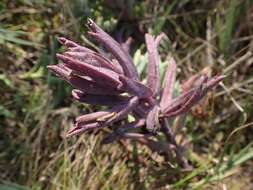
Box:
[145,34,161,96]
[87,19,139,80]
[56,53,122,88]
[160,57,177,112]
[72,89,127,106]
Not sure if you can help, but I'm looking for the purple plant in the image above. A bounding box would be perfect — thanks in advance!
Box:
[48,19,224,168]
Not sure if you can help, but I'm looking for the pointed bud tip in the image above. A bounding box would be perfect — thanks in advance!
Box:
[56,53,68,61]
[65,134,72,138]
[47,65,54,69]
[72,89,84,100]
[211,74,226,83]
[63,51,81,58]
[56,53,61,58]
[145,33,152,38]
[57,37,67,44]
[218,75,227,80]
[64,51,72,56]
[66,124,82,137]
[47,65,58,71]
[87,18,94,27]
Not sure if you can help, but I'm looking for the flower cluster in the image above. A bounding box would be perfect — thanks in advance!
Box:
[48,19,224,167]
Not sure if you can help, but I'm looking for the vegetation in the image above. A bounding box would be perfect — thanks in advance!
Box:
[1,0,253,189]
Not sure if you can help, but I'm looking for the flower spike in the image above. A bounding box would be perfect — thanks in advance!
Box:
[48,19,224,168]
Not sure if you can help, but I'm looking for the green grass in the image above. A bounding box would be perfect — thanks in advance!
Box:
[1,0,253,189]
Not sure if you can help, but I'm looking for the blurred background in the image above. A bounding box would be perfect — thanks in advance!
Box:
[0,0,253,189]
